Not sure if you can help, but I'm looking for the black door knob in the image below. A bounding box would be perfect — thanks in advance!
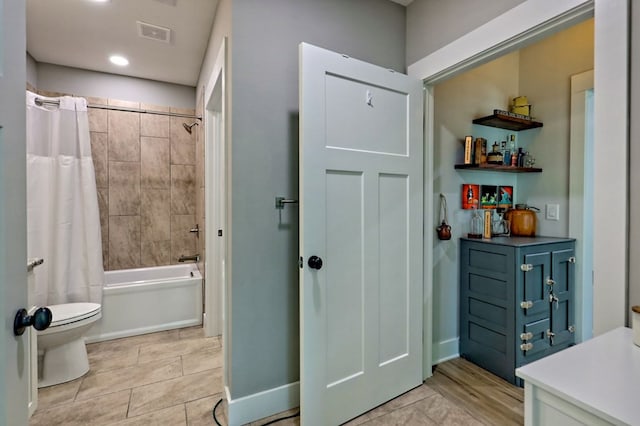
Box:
[14,307,53,336]
[308,255,323,270]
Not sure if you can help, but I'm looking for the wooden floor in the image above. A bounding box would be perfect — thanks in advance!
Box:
[425,357,524,426]
[251,357,524,426]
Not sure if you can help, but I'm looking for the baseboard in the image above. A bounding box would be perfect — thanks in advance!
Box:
[226,381,299,426]
[433,337,459,364]
[85,319,201,343]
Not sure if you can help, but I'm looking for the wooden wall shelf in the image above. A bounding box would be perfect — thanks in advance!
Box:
[455,164,542,173]
[472,111,543,131]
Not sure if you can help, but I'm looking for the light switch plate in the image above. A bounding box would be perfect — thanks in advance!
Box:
[546,204,560,221]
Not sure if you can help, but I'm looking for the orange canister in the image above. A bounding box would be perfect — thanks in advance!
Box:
[504,204,538,236]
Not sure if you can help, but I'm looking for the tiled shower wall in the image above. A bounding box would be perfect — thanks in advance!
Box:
[195,91,205,275]
[87,97,199,270]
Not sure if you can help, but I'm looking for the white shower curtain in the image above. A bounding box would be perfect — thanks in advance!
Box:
[26,91,104,306]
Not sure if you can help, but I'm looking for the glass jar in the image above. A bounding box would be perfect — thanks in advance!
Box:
[468,208,483,239]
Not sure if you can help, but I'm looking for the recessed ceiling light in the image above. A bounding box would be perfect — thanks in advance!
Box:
[109,55,129,66]
[91,0,111,3]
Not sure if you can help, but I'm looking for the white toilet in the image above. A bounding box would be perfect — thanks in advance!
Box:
[37,302,102,388]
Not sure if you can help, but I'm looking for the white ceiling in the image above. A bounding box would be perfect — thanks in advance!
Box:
[26,0,410,88]
[26,0,219,87]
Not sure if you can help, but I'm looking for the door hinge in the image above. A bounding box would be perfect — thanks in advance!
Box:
[568,256,576,264]
[520,332,533,341]
[520,263,534,272]
[299,256,303,269]
[568,325,576,333]
[520,342,534,352]
[520,300,533,309]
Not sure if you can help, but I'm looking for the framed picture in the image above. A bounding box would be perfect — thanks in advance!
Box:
[480,185,498,209]
[461,184,479,209]
[497,186,513,208]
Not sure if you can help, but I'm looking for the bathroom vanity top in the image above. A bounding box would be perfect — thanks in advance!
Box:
[516,327,640,425]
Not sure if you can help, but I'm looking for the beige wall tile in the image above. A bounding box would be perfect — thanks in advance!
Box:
[108,110,140,162]
[109,98,140,109]
[108,216,140,270]
[90,132,108,188]
[170,107,196,116]
[88,108,108,133]
[141,189,170,242]
[109,162,140,216]
[141,104,170,138]
[170,116,196,165]
[141,240,171,267]
[171,165,196,215]
[97,188,109,270]
[87,96,108,106]
[141,137,170,189]
[171,214,197,263]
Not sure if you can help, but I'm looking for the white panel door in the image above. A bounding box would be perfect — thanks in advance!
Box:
[299,43,424,425]
[0,0,30,425]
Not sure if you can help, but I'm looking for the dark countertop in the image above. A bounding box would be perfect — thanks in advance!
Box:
[460,236,575,247]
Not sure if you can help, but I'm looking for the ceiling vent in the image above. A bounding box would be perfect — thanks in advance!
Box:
[152,0,177,6]
[137,21,171,43]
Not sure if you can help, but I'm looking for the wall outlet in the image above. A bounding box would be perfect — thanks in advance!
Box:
[546,204,560,221]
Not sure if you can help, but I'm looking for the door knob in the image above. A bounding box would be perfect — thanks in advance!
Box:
[308,256,323,270]
[13,307,52,336]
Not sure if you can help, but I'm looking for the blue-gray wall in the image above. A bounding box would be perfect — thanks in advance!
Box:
[228,0,406,399]
[406,0,526,65]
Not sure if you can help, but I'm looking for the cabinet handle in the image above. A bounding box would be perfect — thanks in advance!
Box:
[546,329,556,345]
[520,342,534,351]
[546,277,555,286]
[520,332,533,341]
[520,300,533,309]
[520,263,534,272]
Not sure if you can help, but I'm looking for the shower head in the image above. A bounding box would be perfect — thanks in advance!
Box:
[182,122,199,134]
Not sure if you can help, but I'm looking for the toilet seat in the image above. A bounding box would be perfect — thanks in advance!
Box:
[39,303,101,335]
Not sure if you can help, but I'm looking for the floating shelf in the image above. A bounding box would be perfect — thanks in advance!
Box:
[472,111,543,131]
[455,164,542,173]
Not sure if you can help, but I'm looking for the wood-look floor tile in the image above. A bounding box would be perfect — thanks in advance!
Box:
[36,377,81,410]
[138,336,220,364]
[29,389,130,426]
[128,368,222,417]
[185,394,223,426]
[178,326,206,340]
[111,404,187,425]
[249,408,300,426]
[76,357,182,401]
[345,384,437,425]
[182,347,222,375]
[87,343,139,374]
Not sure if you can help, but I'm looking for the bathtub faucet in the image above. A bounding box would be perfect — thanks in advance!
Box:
[178,254,200,263]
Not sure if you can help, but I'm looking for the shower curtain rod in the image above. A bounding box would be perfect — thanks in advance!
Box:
[34,97,202,120]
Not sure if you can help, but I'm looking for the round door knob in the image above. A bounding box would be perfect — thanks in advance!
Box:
[13,307,53,336]
[308,255,323,270]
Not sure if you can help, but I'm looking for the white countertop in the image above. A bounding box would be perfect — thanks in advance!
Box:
[516,327,640,425]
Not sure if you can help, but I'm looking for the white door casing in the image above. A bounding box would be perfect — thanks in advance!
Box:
[1,0,30,425]
[299,43,424,425]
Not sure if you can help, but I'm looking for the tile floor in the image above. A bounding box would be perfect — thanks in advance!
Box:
[31,326,511,426]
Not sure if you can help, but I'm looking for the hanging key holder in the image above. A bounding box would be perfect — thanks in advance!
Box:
[436,193,452,240]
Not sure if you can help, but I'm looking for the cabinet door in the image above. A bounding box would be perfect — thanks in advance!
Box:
[550,248,575,346]
[521,252,551,318]
[521,317,551,360]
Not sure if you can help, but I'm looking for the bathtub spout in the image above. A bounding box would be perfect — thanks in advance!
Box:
[178,254,200,263]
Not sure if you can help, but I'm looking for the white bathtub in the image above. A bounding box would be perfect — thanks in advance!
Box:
[86,264,203,343]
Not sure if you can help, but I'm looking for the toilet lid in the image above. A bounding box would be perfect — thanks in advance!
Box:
[49,303,101,327]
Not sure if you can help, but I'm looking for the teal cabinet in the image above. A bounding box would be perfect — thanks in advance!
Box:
[459,236,576,386]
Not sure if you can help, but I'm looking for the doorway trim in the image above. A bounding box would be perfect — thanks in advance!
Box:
[408,0,628,363]
[204,37,227,338]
